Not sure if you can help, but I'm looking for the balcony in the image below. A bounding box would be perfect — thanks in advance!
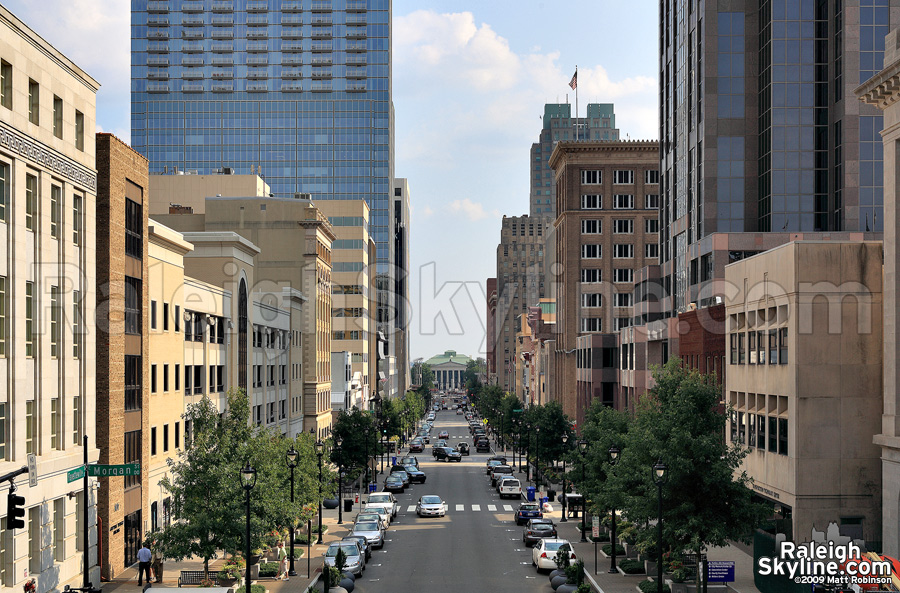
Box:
[346,82,366,92]
[345,67,366,79]
[282,69,302,79]
[211,56,234,66]
[148,42,169,53]
[247,69,268,79]
[311,30,332,40]
[311,56,332,65]
[148,69,170,79]
[281,1,302,12]
[346,15,367,25]
[147,1,169,12]
[311,16,332,25]
[282,26,303,39]
[211,16,233,25]
[182,42,203,53]
[346,0,367,12]
[346,29,366,40]
[181,1,203,12]
[182,30,203,39]
[247,56,268,65]
[211,83,233,92]
[148,83,170,93]
[182,16,204,26]
[181,56,204,65]
[212,70,234,79]
[246,42,269,53]
[282,41,305,52]
[311,68,332,79]
[247,30,268,39]
[211,29,234,39]
[311,82,332,92]
[345,41,366,52]
[282,56,303,66]
[148,30,169,40]
[147,56,169,66]
[182,70,203,79]
[311,1,332,12]
[247,83,268,92]
[182,83,204,93]
[281,82,303,92]
[211,42,233,52]
[148,16,169,25]
[247,15,268,26]
[311,42,332,52]
[211,2,234,12]
[345,55,366,65]
[247,1,268,11]
[282,15,303,25]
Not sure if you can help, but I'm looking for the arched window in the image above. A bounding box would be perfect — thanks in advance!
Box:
[239,278,248,392]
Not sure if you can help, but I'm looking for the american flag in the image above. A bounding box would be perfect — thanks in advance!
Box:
[569,70,577,90]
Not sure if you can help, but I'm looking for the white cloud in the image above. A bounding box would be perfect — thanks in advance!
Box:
[448,198,500,222]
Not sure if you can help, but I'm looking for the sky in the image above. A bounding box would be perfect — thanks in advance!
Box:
[4,0,658,363]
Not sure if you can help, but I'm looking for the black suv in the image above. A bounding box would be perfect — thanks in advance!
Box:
[433,447,463,462]
[475,439,491,453]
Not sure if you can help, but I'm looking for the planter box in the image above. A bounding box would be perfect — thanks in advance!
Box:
[617,566,647,578]
[645,560,659,576]
[622,542,640,559]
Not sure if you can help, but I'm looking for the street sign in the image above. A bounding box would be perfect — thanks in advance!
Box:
[513,409,523,412]
[87,463,141,478]
[707,560,735,583]
[67,466,85,483]
[26,454,37,488]
[592,516,600,538]
[483,418,488,424]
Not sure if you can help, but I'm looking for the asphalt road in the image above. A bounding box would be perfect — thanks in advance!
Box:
[355,409,550,593]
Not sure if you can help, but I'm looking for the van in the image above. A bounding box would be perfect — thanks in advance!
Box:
[498,477,522,499]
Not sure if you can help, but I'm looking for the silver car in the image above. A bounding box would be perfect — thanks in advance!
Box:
[416,495,447,517]
[351,520,385,549]
[324,542,364,576]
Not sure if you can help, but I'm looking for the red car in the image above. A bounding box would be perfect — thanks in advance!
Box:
[438,431,449,439]
[409,439,424,453]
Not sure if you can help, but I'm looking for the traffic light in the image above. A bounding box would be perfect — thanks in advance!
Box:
[7,489,25,529]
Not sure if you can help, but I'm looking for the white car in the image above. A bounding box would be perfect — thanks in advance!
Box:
[416,495,447,517]
[365,491,399,519]
[498,477,522,499]
[363,503,392,527]
[532,539,576,572]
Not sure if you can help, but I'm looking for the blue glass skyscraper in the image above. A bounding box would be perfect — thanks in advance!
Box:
[130,0,394,277]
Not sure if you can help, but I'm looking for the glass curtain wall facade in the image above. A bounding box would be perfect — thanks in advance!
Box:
[131,0,395,311]
[659,0,895,316]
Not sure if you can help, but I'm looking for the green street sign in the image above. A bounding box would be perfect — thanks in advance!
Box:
[513,409,523,412]
[67,466,85,483]
[87,463,141,478]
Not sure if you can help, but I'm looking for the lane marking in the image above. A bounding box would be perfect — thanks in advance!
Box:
[487,505,497,511]
[455,504,464,511]
[472,504,481,511]
[503,505,514,511]
[406,505,416,512]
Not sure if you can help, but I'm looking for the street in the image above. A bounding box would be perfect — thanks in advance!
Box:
[352,410,548,593]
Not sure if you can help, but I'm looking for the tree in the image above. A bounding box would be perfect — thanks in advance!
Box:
[331,408,379,476]
[611,360,769,589]
[463,359,485,392]
[576,401,630,520]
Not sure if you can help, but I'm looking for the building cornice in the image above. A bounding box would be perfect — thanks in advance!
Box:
[548,139,660,169]
[856,58,900,109]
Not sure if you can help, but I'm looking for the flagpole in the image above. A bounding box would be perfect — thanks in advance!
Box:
[575,65,579,140]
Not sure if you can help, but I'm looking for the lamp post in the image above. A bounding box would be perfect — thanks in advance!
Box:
[315,440,325,544]
[499,410,504,452]
[561,433,569,522]
[535,426,541,487]
[653,459,668,593]
[380,424,387,474]
[240,463,257,593]
[363,423,370,489]
[335,436,344,524]
[607,445,621,574]
[578,439,588,542]
[286,446,299,576]
[525,423,532,483]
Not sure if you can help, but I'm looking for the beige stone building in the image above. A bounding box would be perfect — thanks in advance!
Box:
[148,173,269,216]
[0,6,101,589]
[725,241,883,545]
[317,200,373,410]
[548,140,660,421]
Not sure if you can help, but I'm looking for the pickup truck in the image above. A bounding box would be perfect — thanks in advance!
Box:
[498,477,522,499]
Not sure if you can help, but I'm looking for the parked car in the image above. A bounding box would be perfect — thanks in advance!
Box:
[416,495,447,517]
[403,464,427,483]
[456,442,470,455]
[532,539,575,572]
[522,519,558,546]
[350,520,385,549]
[515,501,544,525]
[365,492,398,520]
[399,456,419,468]
[390,469,411,487]
[354,512,387,531]
[498,477,522,498]
[490,465,514,486]
[324,542,364,576]
[476,439,491,453]
[342,535,371,561]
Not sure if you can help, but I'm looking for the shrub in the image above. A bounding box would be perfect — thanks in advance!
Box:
[638,580,670,593]
[554,547,572,570]
[618,559,645,574]
[258,562,279,578]
[589,532,610,543]
[602,543,626,556]
[565,559,585,584]
[235,586,267,593]
[309,524,328,534]
[576,585,591,593]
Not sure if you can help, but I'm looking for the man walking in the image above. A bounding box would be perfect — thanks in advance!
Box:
[137,542,152,586]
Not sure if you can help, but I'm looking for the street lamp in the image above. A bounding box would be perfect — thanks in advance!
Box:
[499,410,504,453]
[607,445,621,574]
[560,433,569,522]
[364,423,371,489]
[534,426,541,487]
[240,462,257,593]
[315,440,325,544]
[525,423,532,482]
[653,459,668,593]
[578,439,588,542]
[286,446,299,576]
[335,436,344,525]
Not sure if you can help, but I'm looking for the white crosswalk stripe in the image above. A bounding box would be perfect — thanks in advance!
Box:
[455,504,464,511]
[472,504,481,511]
[503,505,514,511]
[487,505,497,511]
[406,505,416,513]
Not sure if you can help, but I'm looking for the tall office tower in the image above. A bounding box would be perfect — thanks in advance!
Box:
[392,178,410,396]
[530,103,620,216]
[659,0,896,315]
[131,0,397,363]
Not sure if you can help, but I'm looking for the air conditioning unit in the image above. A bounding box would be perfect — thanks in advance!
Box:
[293,192,312,200]
[222,167,234,174]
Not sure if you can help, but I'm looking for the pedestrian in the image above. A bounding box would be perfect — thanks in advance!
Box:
[151,543,164,583]
[137,542,152,586]
[276,541,289,581]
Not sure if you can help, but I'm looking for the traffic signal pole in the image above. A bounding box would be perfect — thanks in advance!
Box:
[83,435,90,590]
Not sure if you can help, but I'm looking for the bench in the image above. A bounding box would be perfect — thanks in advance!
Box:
[177,570,225,587]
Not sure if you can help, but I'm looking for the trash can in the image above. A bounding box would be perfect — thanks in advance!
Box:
[547,491,556,502]
[392,456,397,466]
[344,499,353,512]
[541,496,549,506]
[368,483,377,493]
[526,487,536,502]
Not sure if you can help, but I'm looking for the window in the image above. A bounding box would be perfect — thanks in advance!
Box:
[730,411,738,442]
[581,170,601,184]
[194,365,202,393]
[581,244,601,259]
[193,314,203,342]
[0,403,6,459]
[280,364,286,385]
[185,311,193,341]
[73,193,82,245]
[175,305,181,332]
[645,194,660,209]
[614,219,634,234]
[614,244,634,258]
[25,173,36,231]
[749,413,756,447]
[779,328,788,364]
[0,60,10,109]
[645,170,660,184]
[125,199,143,259]
[28,507,39,575]
[209,365,215,392]
[769,330,778,364]
[0,161,8,222]
[75,492,84,551]
[580,269,601,283]
[25,281,34,357]
[615,317,631,330]
[614,269,633,283]
[645,243,659,258]
[758,415,766,450]
[581,219,601,234]
[151,364,157,393]
[614,170,634,184]
[50,286,60,358]
[581,293,601,308]
[72,396,81,444]
[175,364,180,391]
[268,365,275,386]
[730,333,738,364]
[738,332,746,364]
[581,194,601,209]
[73,290,81,358]
[161,364,168,392]
[163,303,169,330]
[749,331,757,364]
[216,317,224,344]
[151,426,157,456]
[615,293,633,307]
[581,318,602,332]
[737,411,745,443]
[28,79,38,125]
[757,330,766,365]
[151,300,157,330]
[125,356,142,410]
[645,219,659,233]
[614,194,634,209]
[0,276,6,357]
[163,424,169,453]
[124,430,140,489]
[52,498,64,562]
[50,184,60,238]
[768,416,778,452]
[778,417,788,455]
[51,398,60,450]
[125,277,141,335]
[75,110,84,151]
[25,401,35,454]
[53,96,62,138]
[175,422,180,449]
